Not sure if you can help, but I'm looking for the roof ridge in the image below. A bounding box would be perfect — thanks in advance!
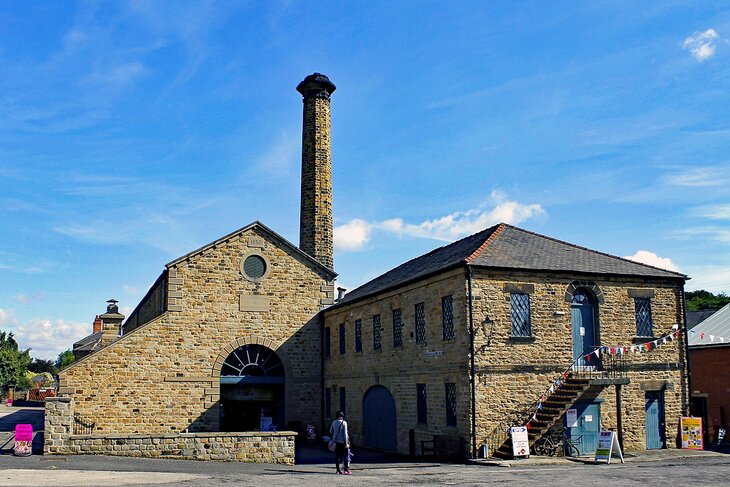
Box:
[499,223,687,278]
[466,223,505,263]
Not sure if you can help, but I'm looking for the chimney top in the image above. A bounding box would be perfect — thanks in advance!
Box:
[296,73,336,100]
[106,299,119,313]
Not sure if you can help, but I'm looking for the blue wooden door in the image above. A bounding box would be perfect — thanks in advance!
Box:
[362,386,397,451]
[567,401,600,455]
[571,291,596,366]
[646,392,665,449]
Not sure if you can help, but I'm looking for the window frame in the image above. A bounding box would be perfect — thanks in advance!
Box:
[415,302,426,344]
[510,293,532,338]
[393,308,403,348]
[373,314,382,351]
[355,319,363,353]
[442,295,454,341]
[417,383,428,425]
[634,297,654,338]
[339,322,346,355]
[324,326,331,358]
[445,382,457,427]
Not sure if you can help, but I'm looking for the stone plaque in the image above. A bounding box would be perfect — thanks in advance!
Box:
[248,236,265,248]
[239,294,270,312]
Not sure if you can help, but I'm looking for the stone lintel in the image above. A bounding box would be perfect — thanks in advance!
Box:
[628,288,656,299]
[502,283,535,294]
[163,377,215,383]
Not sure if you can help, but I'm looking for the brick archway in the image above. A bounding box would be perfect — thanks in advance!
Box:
[564,280,605,304]
[211,336,292,378]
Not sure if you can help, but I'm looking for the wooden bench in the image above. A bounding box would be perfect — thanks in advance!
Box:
[421,435,465,459]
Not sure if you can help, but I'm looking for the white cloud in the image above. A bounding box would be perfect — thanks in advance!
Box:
[0,308,18,326]
[695,204,730,220]
[673,226,730,244]
[334,219,373,252]
[664,167,727,187]
[624,250,681,272]
[12,292,45,304]
[683,28,720,61]
[334,191,545,252]
[684,265,730,293]
[122,285,140,296]
[13,318,90,360]
[255,131,298,177]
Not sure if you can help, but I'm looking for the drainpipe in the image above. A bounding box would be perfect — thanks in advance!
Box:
[320,311,326,434]
[681,285,691,416]
[467,266,477,459]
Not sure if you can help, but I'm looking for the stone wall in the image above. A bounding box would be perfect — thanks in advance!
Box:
[470,268,687,452]
[44,397,73,454]
[58,225,332,435]
[323,268,470,456]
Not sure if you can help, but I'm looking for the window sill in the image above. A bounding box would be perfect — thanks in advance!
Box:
[509,336,536,344]
[632,336,656,344]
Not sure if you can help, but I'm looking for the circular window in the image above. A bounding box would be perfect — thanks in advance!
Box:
[243,255,267,280]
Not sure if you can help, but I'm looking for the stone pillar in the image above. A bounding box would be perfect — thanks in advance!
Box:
[44,397,74,454]
[297,73,336,270]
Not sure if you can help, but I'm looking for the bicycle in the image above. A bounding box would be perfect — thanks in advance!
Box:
[531,429,581,457]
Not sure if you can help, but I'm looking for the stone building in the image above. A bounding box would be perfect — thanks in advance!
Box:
[48,73,690,462]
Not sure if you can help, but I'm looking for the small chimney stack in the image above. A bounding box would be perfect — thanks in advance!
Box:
[92,315,102,334]
[336,287,346,301]
[100,299,125,347]
[297,73,336,270]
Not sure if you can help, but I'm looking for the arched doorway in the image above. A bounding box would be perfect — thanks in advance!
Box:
[362,385,397,451]
[219,344,285,432]
[571,289,598,366]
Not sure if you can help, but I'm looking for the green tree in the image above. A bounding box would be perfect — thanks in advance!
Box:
[0,331,32,389]
[29,357,57,375]
[55,349,75,371]
[686,290,730,311]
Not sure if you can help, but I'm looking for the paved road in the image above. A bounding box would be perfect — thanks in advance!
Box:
[0,452,728,486]
[0,405,44,454]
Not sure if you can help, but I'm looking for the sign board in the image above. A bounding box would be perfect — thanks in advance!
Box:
[260,416,273,432]
[594,431,624,464]
[566,409,578,427]
[510,426,530,458]
[14,424,33,456]
[680,417,704,450]
[424,350,444,357]
[306,424,317,440]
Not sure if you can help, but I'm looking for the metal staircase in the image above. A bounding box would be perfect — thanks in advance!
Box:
[487,352,629,459]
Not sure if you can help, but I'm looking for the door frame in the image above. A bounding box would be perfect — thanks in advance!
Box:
[570,288,600,366]
[645,390,666,449]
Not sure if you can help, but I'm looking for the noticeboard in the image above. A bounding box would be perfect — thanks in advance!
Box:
[510,426,530,458]
[680,417,704,450]
[594,431,624,464]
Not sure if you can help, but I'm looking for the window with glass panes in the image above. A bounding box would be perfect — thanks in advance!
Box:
[339,323,346,355]
[442,295,454,340]
[445,383,457,426]
[415,302,426,344]
[339,387,346,413]
[373,314,382,350]
[355,319,362,352]
[324,327,331,358]
[510,293,531,337]
[417,383,428,424]
[635,298,654,337]
[393,309,403,348]
[325,388,331,417]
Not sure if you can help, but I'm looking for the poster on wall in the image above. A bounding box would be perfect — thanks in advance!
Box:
[680,417,704,450]
[566,409,578,427]
[510,426,530,458]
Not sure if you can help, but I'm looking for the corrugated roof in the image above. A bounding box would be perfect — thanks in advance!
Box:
[334,223,686,308]
[688,303,730,347]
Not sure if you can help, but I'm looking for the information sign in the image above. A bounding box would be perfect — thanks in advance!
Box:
[594,431,624,464]
[680,417,704,450]
[566,409,578,427]
[14,424,33,456]
[510,426,530,458]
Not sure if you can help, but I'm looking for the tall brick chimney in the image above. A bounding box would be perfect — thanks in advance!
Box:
[297,73,336,270]
[99,299,125,347]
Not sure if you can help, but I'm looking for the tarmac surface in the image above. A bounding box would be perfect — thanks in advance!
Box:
[0,405,728,486]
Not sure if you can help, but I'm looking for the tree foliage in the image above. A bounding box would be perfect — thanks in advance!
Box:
[686,290,730,311]
[0,331,31,389]
[29,357,57,375]
[55,349,75,371]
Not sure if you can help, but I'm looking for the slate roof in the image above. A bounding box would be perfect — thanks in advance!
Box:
[686,309,720,329]
[72,331,102,352]
[688,303,730,348]
[335,223,686,307]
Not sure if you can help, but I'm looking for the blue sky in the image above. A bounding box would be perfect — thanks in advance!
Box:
[1,1,729,359]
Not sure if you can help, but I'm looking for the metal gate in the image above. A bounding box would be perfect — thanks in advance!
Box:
[362,385,397,451]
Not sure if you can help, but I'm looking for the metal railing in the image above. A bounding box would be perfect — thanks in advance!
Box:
[485,347,629,457]
[73,413,96,435]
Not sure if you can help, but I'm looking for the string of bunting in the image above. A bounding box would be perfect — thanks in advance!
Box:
[525,328,683,428]
[688,328,728,344]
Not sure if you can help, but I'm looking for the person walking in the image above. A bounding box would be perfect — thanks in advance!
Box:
[329,411,350,474]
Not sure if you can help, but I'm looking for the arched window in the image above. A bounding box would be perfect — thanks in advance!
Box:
[220,344,284,380]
